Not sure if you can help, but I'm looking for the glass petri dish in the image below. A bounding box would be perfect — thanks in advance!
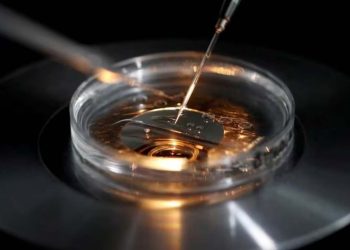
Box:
[70,52,295,208]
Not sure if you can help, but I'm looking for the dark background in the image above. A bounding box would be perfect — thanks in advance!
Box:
[0,0,349,249]
[0,0,350,78]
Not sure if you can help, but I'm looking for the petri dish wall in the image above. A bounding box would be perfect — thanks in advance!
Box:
[70,52,295,208]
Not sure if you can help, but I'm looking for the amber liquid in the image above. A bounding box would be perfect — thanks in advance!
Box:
[90,91,262,164]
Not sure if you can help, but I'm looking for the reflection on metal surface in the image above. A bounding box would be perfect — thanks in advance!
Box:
[148,209,183,250]
[123,209,183,250]
[101,181,261,209]
[227,202,277,250]
[275,185,348,220]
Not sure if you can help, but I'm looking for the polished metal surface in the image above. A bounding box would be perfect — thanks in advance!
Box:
[0,40,350,250]
[121,108,224,148]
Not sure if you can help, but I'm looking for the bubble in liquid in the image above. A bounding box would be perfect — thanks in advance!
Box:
[195,125,204,130]
[218,116,234,125]
[238,122,253,129]
[186,122,195,131]
[132,95,148,103]
[201,113,215,123]
[154,99,167,107]
[144,128,151,140]
[225,124,240,132]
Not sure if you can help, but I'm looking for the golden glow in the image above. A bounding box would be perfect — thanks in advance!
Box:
[146,207,182,250]
[137,109,146,114]
[169,139,179,146]
[137,138,200,169]
[143,157,187,172]
[119,151,188,172]
[207,65,244,76]
[238,134,247,139]
[141,199,185,209]
[90,92,264,208]
[93,98,262,171]
[95,68,123,84]
[111,184,259,209]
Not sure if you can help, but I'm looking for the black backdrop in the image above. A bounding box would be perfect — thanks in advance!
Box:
[0,0,350,77]
[0,0,349,249]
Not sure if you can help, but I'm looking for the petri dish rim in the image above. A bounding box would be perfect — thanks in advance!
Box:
[69,51,295,198]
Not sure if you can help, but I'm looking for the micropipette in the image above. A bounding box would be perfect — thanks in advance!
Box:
[175,0,242,123]
[0,3,177,99]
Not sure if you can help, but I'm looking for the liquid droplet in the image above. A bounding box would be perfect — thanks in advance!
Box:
[133,95,148,103]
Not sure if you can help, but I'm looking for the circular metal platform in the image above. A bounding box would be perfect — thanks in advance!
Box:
[0,40,350,250]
